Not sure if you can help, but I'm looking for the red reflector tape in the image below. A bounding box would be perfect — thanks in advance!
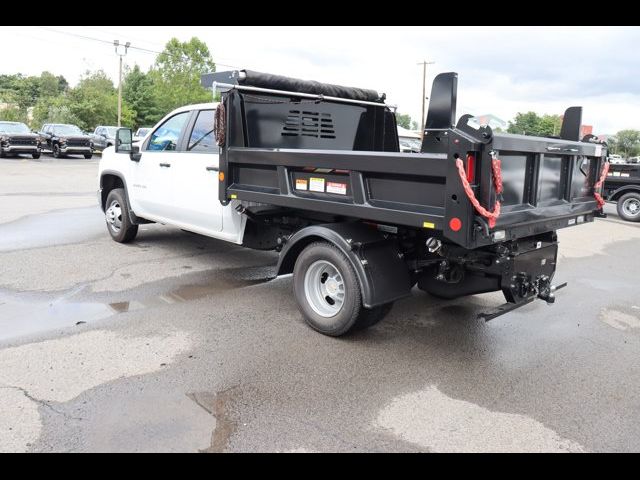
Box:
[466,153,475,184]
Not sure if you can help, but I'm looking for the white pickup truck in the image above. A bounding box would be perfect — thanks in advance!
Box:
[99,103,246,245]
[98,70,607,337]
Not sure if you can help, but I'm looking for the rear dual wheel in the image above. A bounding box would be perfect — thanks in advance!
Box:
[617,192,640,222]
[293,242,393,336]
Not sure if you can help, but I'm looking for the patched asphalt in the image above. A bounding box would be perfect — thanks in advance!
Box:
[1,156,639,452]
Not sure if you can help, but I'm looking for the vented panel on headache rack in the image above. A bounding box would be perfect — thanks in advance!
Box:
[240,93,395,151]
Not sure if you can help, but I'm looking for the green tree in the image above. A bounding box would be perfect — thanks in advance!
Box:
[507,112,562,137]
[609,130,640,158]
[123,65,162,129]
[0,105,28,123]
[65,70,134,130]
[150,37,216,113]
[38,71,67,98]
[31,96,79,128]
[395,112,414,130]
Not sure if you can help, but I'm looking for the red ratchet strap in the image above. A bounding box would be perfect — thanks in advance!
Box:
[592,161,610,209]
[455,153,503,229]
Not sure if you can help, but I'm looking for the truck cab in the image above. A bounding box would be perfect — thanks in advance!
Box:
[99,103,245,244]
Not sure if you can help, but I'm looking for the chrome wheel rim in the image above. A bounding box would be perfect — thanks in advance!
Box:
[622,198,640,217]
[106,199,123,233]
[304,260,346,318]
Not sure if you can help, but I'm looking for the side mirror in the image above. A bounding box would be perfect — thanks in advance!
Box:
[130,145,142,162]
[115,128,133,153]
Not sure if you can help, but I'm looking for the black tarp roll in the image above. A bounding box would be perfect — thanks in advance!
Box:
[239,70,383,103]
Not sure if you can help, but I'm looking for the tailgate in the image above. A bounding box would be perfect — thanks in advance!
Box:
[462,133,607,248]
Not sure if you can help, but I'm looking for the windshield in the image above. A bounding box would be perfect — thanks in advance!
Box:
[0,122,31,134]
[52,125,83,136]
[105,127,119,137]
[136,128,150,136]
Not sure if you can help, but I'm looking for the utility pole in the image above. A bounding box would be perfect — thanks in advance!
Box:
[114,40,131,127]
[417,60,435,140]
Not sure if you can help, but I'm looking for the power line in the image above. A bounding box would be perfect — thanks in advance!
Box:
[35,26,242,69]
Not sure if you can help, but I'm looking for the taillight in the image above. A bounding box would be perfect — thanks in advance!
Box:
[466,153,476,184]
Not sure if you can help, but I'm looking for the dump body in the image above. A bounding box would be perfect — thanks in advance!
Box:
[212,72,606,250]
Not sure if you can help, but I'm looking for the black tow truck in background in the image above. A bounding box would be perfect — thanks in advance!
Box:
[604,163,640,222]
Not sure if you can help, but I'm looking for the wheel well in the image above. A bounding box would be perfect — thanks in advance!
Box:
[611,187,640,201]
[100,174,125,211]
[278,235,324,275]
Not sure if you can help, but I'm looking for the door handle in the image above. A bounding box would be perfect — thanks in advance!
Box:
[206,166,219,172]
[159,163,171,168]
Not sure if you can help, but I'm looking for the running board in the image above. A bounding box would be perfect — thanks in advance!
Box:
[478,282,568,322]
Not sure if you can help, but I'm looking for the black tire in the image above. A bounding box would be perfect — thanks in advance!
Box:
[32,152,41,159]
[293,241,392,336]
[52,143,63,158]
[84,153,93,159]
[617,192,640,222]
[104,188,138,243]
[353,302,394,331]
[0,151,5,158]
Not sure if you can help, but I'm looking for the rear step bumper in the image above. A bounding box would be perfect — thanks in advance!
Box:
[478,282,567,321]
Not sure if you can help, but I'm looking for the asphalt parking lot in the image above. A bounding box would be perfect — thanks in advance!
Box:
[1,153,640,452]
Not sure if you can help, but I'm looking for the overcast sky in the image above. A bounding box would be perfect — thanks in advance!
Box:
[1,26,638,134]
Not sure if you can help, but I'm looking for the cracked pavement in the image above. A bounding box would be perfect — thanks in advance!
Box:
[1,156,640,452]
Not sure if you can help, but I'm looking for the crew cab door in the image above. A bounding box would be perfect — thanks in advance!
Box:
[166,109,223,233]
[128,111,191,218]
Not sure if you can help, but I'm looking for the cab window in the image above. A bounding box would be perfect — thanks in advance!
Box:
[147,112,190,151]
[188,110,217,152]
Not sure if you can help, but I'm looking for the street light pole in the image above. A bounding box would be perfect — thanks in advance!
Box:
[114,40,130,127]
[417,60,435,140]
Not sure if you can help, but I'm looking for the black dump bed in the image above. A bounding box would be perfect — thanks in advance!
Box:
[604,163,640,197]
[210,71,607,250]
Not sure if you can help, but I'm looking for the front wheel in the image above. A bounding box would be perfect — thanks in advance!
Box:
[84,153,93,159]
[105,188,138,243]
[617,192,640,222]
[52,144,63,158]
[32,151,41,159]
[293,242,392,336]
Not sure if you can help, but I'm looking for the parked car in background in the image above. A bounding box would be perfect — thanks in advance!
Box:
[626,156,640,164]
[0,121,41,159]
[397,126,421,153]
[39,124,93,159]
[133,127,151,143]
[608,154,625,164]
[91,126,119,151]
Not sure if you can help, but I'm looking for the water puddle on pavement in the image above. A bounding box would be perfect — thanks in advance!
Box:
[0,265,275,342]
